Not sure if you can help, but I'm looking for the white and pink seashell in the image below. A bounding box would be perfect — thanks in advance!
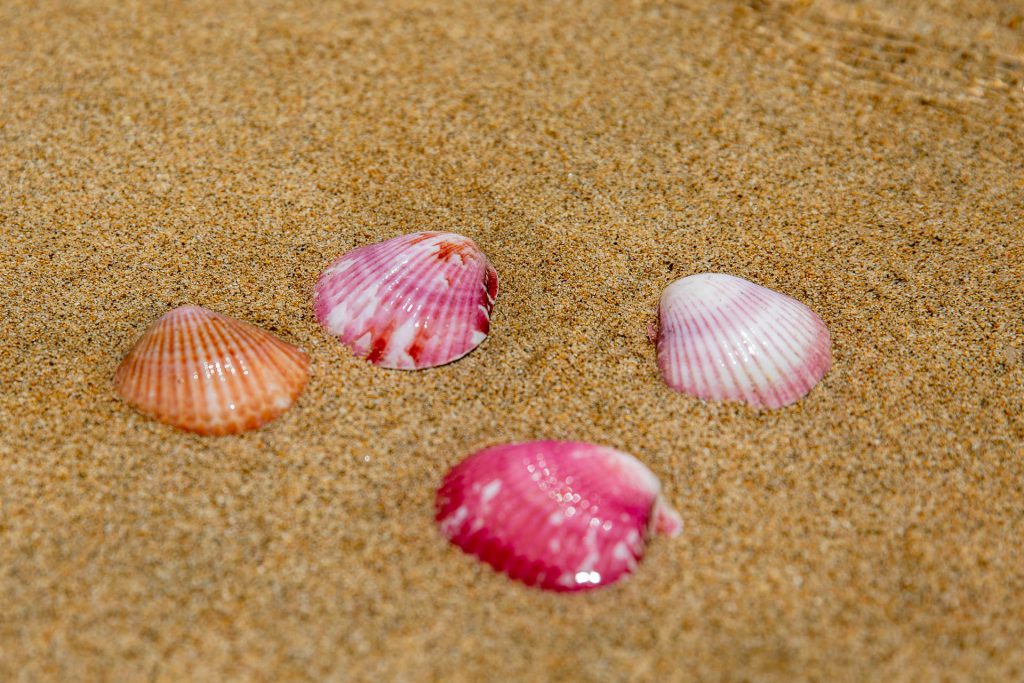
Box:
[656,273,831,409]
[313,231,498,369]
[436,441,682,592]
[114,306,310,435]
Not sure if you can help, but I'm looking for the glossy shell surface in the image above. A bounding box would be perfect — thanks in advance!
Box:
[313,231,498,369]
[114,306,309,435]
[657,273,831,409]
[436,440,681,592]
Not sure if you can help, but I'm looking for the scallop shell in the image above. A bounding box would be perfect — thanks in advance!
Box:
[657,273,831,409]
[436,441,682,592]
[114,306,310,435]
[313,231,498,370]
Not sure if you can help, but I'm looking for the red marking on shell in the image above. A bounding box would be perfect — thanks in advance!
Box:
[313,231,499,369]
[407,231,443,245]
[485,265,499,301]
[114,306,309,435]
[435,240,473,261]
[406,324,432,365]
[366,319,396,365]
[657,273,831,409]
[436,441,681,592]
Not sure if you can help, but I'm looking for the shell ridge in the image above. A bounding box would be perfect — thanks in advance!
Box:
[750,287,820,350]
[192,313,231,430]
[182,314,208,427]
[336,282,391,347]
[690,298,741,401]
[752,309,814,403]
[705,273,740,302]
[321,248,397,308]
[166,313,189,425]
[263,332,304,382]
[336,254,413,336]
[418,278,457,367]
[756,293,818,353]
[742,292,824,401]
[318,240,415,332]
[391,251,463,366]
[437,441,676,592]
[734,287,818,406]
[315,231,496,369]
[171,314,197,429]
[115,306,308,434]
[381,245,443,311]
[679,296,722,399]
[426,243,491,362]
[229,322,273,427]
[703,298,760,405]
[325,236,415,295]
[657,274,831,408]
[751,299,817,371]
[661,299,702,396]
[429,258,481,365]
[710,287,769,404]
[209,314,248,429]
[282,345,311,391]
[724,313,779,407]
[119,322,147,414]
[660,305,691,394]
[214,316,267,424]
[175,313,205,428]
[720,296,787,407]
[347,242,452,366]
[210,316,252,425]
[331,261,410,357]
[150,314,176,422]
[235,318,300,386]
[654,306,674,385]
[664,307,692,395]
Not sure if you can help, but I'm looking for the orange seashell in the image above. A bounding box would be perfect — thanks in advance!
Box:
[114,306,310,435]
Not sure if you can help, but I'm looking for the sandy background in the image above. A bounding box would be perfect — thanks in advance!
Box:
[2,0,1022,680]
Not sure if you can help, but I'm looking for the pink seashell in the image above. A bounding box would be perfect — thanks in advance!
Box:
[114,306,310,435]
[436,441,682,592]
[313,231,498,369]
[657,273,831,409]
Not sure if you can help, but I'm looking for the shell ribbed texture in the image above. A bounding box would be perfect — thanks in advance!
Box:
[436,441,681,592]
[313,232,498,370]
[114,306,309,435]
[657,273,831,409]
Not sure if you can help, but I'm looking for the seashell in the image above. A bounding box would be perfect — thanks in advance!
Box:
[114,306,310,435]
[657,273,831,409]
[436,440,682,592]
[313,231,498,370]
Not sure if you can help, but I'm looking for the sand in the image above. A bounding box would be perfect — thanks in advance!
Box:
[1,0,1022,680]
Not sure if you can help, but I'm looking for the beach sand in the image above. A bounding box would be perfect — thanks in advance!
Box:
[1,0,1022,679]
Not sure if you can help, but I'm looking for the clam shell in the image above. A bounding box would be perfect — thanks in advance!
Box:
[436,441,682,592]
[313,231,498,369]
[114,306,310,435]
[657,273,831,409]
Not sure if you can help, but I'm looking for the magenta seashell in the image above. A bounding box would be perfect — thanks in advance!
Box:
[313,231,498,369]
[436,441,682,592]
[657,273,831,409]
